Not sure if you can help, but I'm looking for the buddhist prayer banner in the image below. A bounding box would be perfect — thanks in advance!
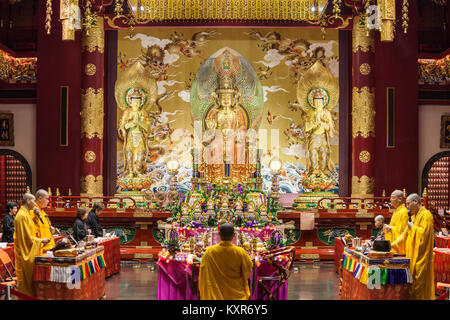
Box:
[116,28,339,193]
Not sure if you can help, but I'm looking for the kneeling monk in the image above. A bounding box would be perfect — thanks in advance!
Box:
[199,223,253,300]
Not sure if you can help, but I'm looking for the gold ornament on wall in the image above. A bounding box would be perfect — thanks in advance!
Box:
[80,174,103,195]
[81,88,104,139]
[351,175,375,196]
[359,63,371,76]
[359,150,371,163]
[84,150,96,163]
[84,63,96,76]
[352,87,376,138]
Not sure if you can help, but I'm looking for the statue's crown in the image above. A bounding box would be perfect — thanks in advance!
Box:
[216,76,236,94]
[311,88,327,99]
[129,88,144,99]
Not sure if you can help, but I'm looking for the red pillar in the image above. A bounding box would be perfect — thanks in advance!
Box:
[351,16,376,197]
[80,16,104,196]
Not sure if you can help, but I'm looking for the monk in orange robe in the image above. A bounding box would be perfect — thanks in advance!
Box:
[391,193,435,300]
[30,189,55,253]
[14,193,50,296]
[384,190,409,255]
[199,223,253,300]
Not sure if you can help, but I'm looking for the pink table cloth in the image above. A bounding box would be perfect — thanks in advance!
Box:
[157,258,288,300]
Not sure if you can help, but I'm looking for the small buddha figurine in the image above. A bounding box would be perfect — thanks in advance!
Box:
[235,197,244,216]
[220,195,229,214]
[259,203,268,221]
[206,197,215,217]
[181,203,190,222]
[247,201,256,221]
[193,201,202,219]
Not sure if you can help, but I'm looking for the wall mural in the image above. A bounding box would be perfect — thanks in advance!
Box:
[116,28,339,194]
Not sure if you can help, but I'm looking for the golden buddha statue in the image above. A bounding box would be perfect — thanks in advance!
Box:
[118,88,150,177]
[201,76,249,184]
[302,88,335,176]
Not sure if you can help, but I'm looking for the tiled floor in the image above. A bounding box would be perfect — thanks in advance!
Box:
[105,262,340,300]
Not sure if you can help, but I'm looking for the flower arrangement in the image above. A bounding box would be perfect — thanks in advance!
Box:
[162,228,180,254]
[265,230,286,250]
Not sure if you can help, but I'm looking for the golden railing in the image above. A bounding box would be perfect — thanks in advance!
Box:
[48,195,137,210]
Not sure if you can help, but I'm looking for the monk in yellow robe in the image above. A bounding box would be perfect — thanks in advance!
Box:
[31,189,55,253]
[384,190,409,255]
[391,193,435,300]
[14,193,50,296]
[199,223,253,300]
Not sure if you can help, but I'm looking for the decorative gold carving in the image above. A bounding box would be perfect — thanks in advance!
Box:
[134,253,153,259]
[300,254,320,260]
[351,175,375,196]
[85,63,96,76]
[80,174,103,195]
[81,16,104,53]
[418,54,450,85]
[45,0,52,35]
[120,0,328,22]
[80,88,104,139]
[359,63,371,76]
[380,0,396,41]
[327,15,353,29]
[359,150,371,163]
[84,150,96,163]
[352,87,375,138]
[402,0,409,34]
[355,212,374,218]
[0,49,37,83]
[133,211,154,217]
[352,15,375,53]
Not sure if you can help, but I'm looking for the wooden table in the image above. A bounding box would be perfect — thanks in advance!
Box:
[334,237,345,273]
[33,246,106,300]
[434,247,450,296]
[340,248,411,300]
[435,235,450,249]
[97,237,121,278]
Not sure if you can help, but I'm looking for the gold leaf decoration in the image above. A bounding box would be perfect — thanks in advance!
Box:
[85,63,96,76]
[80,174,103,195]
[352,175,375,196]
[359,150,371,163]
[81,88,104,139]
[81,16,104,53]
[359,63,371,76]
[352,15,375,53]
[84,150,96,163]
[352,87,375,138]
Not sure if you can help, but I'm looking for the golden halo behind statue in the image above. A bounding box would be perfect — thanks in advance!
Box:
[297,60,339,111]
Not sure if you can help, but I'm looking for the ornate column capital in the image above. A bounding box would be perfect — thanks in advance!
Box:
[352,15,375,53]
